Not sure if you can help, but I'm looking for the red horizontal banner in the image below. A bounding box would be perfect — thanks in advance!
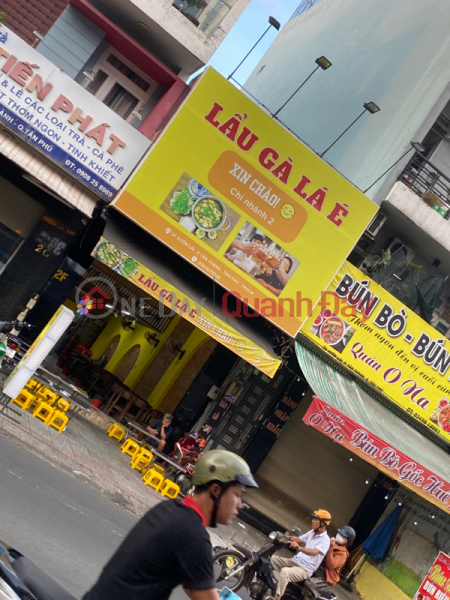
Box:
[303,397,450,514]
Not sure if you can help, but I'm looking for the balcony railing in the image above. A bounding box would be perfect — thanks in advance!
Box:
[400,153,450,218]
[172,0,233,34]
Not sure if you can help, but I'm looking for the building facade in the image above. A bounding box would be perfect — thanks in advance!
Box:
[235,2,450,597]
[0,0,249,325]
[245,0,450,203]
[290,0,320,21]
[1,0,250,80]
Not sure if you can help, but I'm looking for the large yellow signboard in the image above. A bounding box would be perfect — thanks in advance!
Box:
[115,68,377,336]
[303,261,450,443]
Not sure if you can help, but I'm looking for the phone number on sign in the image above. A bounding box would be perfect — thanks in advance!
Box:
[64,160,114,198]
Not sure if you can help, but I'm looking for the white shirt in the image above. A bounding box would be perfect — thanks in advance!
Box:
[293,529,331,576]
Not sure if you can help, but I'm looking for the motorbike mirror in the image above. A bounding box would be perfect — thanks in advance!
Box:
[268,531,278,540]
[291,527,301,537]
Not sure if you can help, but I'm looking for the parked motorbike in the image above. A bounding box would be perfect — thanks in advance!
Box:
[0,322,33,372]
[0,539,75,600]
[169,432,205,496]
[213,529,337,600]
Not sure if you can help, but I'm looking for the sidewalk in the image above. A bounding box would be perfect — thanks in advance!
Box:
[0,379,362,600]
[0,376,265,548]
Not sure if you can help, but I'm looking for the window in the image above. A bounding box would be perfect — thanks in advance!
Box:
[82,49,156,123]
[0,222,23,273]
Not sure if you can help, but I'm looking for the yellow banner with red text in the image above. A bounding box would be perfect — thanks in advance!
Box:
[303,261,450,443]
[92,238,281,377]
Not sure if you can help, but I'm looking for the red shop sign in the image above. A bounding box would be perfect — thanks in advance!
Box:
[414,552,450,600]
[303,396,450,514]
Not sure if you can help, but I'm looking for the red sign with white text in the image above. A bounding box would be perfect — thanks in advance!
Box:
[303,397,450,514]
[414,552,450,600]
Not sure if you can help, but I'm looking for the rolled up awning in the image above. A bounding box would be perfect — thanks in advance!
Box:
[0,128,98,217]
[91,218,282,377]
[296,342,450,514]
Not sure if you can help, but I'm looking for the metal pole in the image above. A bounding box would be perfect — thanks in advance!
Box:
[363,148,414,194]
[320,108,367,158]
[273,65,320,117]
[228,25,272,81]
[345,552,368,581]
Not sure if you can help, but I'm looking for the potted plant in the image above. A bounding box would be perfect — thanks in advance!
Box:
[363,249,391,275]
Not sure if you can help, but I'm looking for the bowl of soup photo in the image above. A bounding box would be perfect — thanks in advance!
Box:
[320,316,345,346]
[192,195,229,232]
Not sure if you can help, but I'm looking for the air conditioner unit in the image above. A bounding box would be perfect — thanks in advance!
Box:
[365,213,387,239]
[387,237,415,265]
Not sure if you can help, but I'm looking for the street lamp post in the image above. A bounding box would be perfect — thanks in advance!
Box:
[319,102,380,158]
[228,16,281,81]
[273,56,332,118]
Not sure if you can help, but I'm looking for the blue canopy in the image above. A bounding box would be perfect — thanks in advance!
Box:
[362,504,403,560]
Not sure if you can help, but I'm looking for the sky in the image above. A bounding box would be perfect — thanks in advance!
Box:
[208,0,301,83]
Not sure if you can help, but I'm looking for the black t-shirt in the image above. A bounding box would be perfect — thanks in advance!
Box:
[83,499,214,600]
[258,270,284,290]
[149,419,173,441]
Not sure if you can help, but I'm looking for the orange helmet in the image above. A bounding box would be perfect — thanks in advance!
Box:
[312,509,332,525]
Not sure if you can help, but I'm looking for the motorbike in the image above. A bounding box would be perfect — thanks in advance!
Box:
[0,538,75,600]
[213,528,299,600]
[282,582,337,600]
[169,432,205,496]
[213,529,337,600]
[0,322,33,373]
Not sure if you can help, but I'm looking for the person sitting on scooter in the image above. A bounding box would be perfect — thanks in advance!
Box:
[289,525,356,600]
[271,509,331,600]
[146,413,173,452]
[83,449,258,600]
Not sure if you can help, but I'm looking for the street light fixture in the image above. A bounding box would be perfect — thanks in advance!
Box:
[273,56,332,118]
[362,141,426,194]
[363,102,381,115]
[228,16,281,81]
[319,101,381,158]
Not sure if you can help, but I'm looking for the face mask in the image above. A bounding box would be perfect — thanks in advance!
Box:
[336,534,346,545]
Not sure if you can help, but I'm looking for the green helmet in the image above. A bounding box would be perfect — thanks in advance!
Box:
[193,449,258,488]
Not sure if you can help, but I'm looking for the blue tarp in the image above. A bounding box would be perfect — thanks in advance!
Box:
[362,504,403,560]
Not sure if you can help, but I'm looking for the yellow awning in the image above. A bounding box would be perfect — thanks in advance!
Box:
[91,220,282,377]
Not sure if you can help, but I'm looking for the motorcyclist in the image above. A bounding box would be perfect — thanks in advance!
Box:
[284,525,356,600]
[82,449,257,600]
[271,510,332,600]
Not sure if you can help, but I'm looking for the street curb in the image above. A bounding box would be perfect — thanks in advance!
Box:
[0,409,160,518]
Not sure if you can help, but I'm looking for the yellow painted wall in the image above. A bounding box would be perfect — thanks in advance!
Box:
[356,562,410,600]
[148,327,211,408]
[89,315,180,390]
[81,314,212,405]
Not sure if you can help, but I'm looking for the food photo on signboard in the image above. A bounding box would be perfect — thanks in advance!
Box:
[309,308,356,353]
[160,172,240,250]
[224,222,300,296]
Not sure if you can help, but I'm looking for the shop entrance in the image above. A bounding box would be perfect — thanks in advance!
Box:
[209,368,289,454]
[349,473,399,549]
